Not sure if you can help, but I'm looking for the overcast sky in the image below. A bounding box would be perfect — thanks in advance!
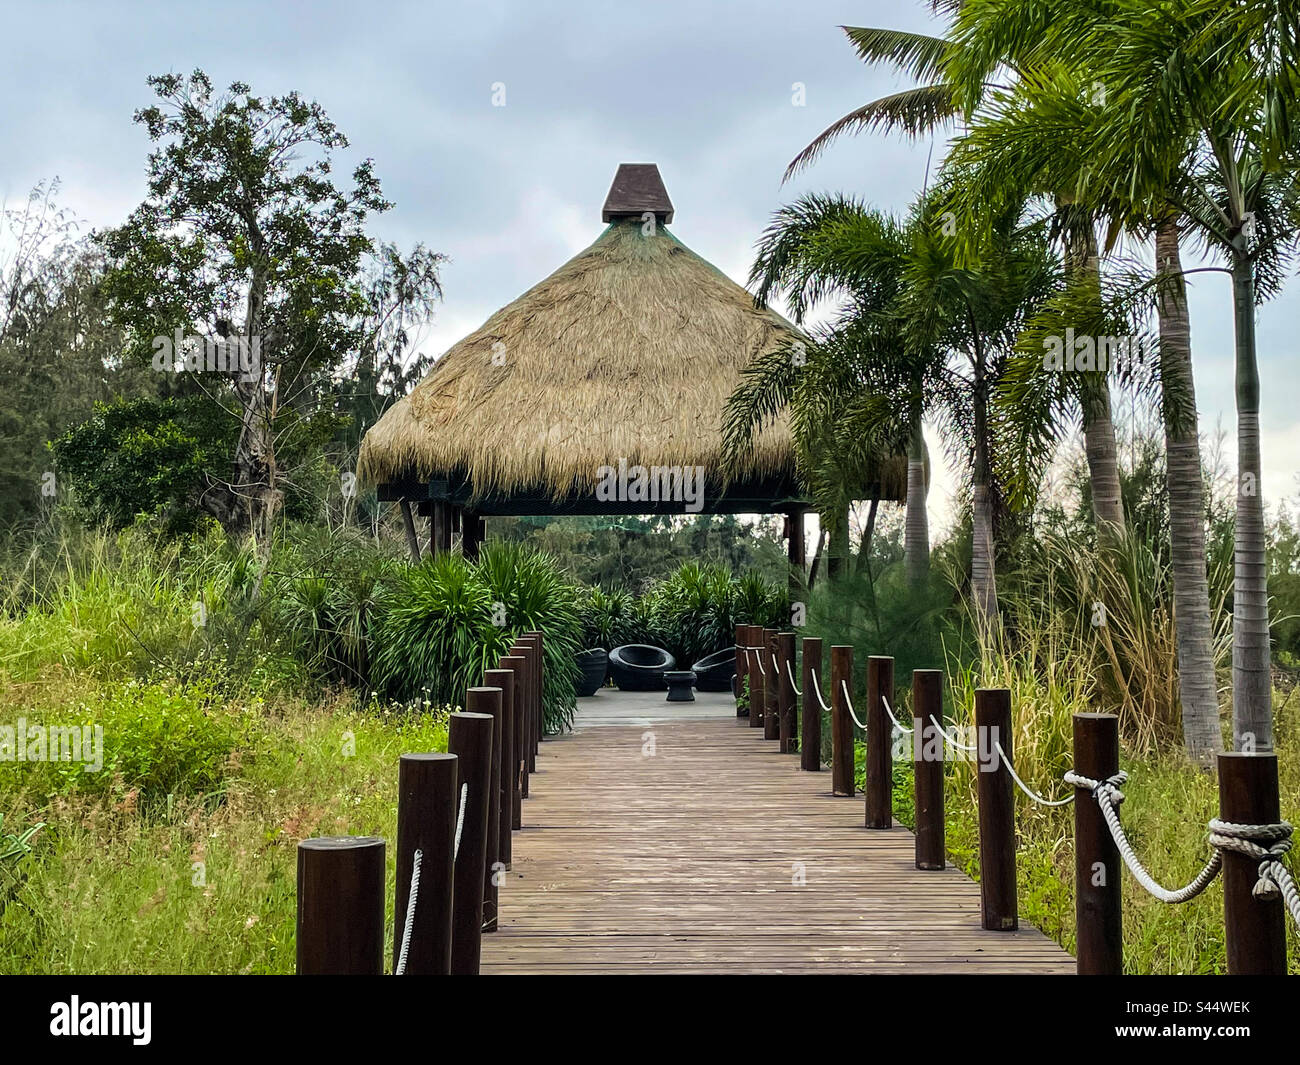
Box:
[4,0,1298,530]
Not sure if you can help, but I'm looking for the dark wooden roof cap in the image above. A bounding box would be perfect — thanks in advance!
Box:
[601,163,674,224]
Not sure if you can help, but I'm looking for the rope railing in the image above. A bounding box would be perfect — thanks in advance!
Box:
[395,783,469,976]
[881,692,913,735]
[1064,768,1298,923]
[394,848,424,975]
[808,669,831,714]
[453,781,468,860]
[839,679,867,732]
[931,715,979,752]
[785,658,802,698]
[994,741,1074,808]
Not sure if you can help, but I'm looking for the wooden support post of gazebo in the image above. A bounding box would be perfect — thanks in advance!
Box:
[462,510,486,560]
[786,508,806,597]
[429,501,455,556]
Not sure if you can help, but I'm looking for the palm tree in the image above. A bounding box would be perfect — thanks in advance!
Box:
[946,0,1300,749]
[938,69,1227,766]
[782,19,1129,540]
[720,197,920,584]
[726,190,1059,640]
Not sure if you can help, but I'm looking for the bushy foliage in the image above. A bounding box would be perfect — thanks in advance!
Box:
[369,542,581,732]
[0,673,257,811]
[575,562,787,668]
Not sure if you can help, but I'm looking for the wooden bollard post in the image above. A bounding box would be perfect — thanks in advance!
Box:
[504,642,530,785]
[800,637,822,771]
[500,654,527,822]
[394,752,459,973]
[484,667,515,869]
[763,629,780,741]
[469,684,503,934]
[521,633,541,761]
[448,706,494,974]
[777,632,797,753]
[975,688,1017,930]
[749,625,765,730]
[1072,712,1121,974]
[296,837,386,974]
[734,624,746,716]
[865,656,894,829]
[830,645,854,795]
[524,631,544,749]
[913,670,945,870]
[1218,751,1288,975]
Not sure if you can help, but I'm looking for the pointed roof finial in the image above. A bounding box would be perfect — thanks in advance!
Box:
[602,163,674,224]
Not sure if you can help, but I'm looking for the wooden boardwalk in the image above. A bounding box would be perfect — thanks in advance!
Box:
[480,691,1073,974]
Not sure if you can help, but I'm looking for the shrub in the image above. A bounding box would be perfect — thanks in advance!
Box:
[471,541,582,733]
[0,674,256,811]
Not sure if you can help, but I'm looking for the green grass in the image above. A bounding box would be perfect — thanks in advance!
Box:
[0,682,449,974]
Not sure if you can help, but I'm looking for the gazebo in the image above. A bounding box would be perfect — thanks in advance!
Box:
[358,163,895,575]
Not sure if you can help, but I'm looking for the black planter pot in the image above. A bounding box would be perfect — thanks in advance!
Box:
[608,644,676,691]
[575,648,608,697]
[691,647,738,692]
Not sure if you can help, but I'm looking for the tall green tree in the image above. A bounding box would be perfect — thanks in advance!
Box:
[938,66,1227,765]
[782,19,1129,538]
[946,0,1300,749]
[99,71,396,543]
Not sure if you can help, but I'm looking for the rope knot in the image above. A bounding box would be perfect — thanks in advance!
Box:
[1207,819,1294,904]
[1063,769,1128,806]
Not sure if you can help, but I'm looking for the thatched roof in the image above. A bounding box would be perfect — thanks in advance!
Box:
[359,167,808,502]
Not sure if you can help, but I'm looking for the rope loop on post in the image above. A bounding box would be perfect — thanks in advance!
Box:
[785,658,802,697]
[395,847,424,976]
[839,679,867,731]
[1207,819,1300,927]
[1065,769,1222,904]
[808,669,831,714]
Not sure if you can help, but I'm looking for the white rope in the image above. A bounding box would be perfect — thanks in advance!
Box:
[784,658,803,697]
[1207,819,1300,928]
[395,848,423,975]
[880,693,913,734]
[931,715,979,752]
[752,648,767,677]
[808,669,831,713]
[1065,770,1221,903]
[453,782,468,859]
[993,741,1073,807]
[840,680,867,731]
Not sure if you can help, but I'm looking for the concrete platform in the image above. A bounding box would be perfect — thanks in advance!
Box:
[572,685,736,729]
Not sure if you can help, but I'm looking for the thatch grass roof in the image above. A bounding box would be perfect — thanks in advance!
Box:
[358,216,805,500]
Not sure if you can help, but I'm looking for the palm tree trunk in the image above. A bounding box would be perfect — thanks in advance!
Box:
[826,505,850,582]
[855,491,880,578]
[1230,240,1273,750]
[1082,390,1126,534]
[1156,220,1222,766]
[1072,225,1127,538]
[903,402,930,587]
[970,354,998,639]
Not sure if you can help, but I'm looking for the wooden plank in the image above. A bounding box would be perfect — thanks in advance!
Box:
[480,699,1074,975]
